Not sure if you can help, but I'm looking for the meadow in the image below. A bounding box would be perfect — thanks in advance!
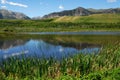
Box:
[0,14,120,33]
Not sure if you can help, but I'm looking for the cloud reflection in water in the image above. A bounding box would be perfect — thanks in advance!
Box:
[0,40,100,60]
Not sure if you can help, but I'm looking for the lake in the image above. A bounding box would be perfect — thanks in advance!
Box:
[0,32,120,60]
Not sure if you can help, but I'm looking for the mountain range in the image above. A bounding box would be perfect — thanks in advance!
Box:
[0,9,30,19]
[42,7,120,18]
[0,7,120,19]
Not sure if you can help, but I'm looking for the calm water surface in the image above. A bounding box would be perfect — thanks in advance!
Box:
[0,32,120,60]
[25,31,120,35]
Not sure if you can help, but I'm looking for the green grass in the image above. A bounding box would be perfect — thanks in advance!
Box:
[0,14,120,33]
[0,42,120,79]
[54,14,120,23]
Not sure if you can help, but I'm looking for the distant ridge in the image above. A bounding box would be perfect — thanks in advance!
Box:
[42,7,120,18]
[0,7,120,19]
[32,16,41,20]
[0,9,30,19]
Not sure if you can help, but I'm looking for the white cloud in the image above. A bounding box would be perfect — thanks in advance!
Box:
[59,5,64,10]
[59,47,64,52]
[1,0,28,8]
[3,50,29,59]
[107,0,117,3]
[1,0,6,4]
[1,6,7,9]
[6,1,28,8]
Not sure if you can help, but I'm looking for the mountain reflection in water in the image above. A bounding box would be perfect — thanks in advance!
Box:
[0,40,100,60]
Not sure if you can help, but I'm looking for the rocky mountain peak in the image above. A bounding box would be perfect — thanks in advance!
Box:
[0,9,30,19]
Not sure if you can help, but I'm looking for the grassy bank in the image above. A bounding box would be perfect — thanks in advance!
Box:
[0,14,120,32]
[0,34,120,46]
[0,42,120,79]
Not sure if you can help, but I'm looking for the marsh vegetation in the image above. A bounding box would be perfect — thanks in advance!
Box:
[0,34,120,79]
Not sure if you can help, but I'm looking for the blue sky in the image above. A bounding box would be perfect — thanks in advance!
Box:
[0,0,120,17]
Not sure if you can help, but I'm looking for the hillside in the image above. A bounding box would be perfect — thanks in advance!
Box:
[42,7,120,18]
[43,7,91,18]
[53,14,120,23]
[0,9,30,19]
[0,13,120,33]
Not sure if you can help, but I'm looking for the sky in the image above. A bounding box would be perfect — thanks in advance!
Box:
[0,0,120,18]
